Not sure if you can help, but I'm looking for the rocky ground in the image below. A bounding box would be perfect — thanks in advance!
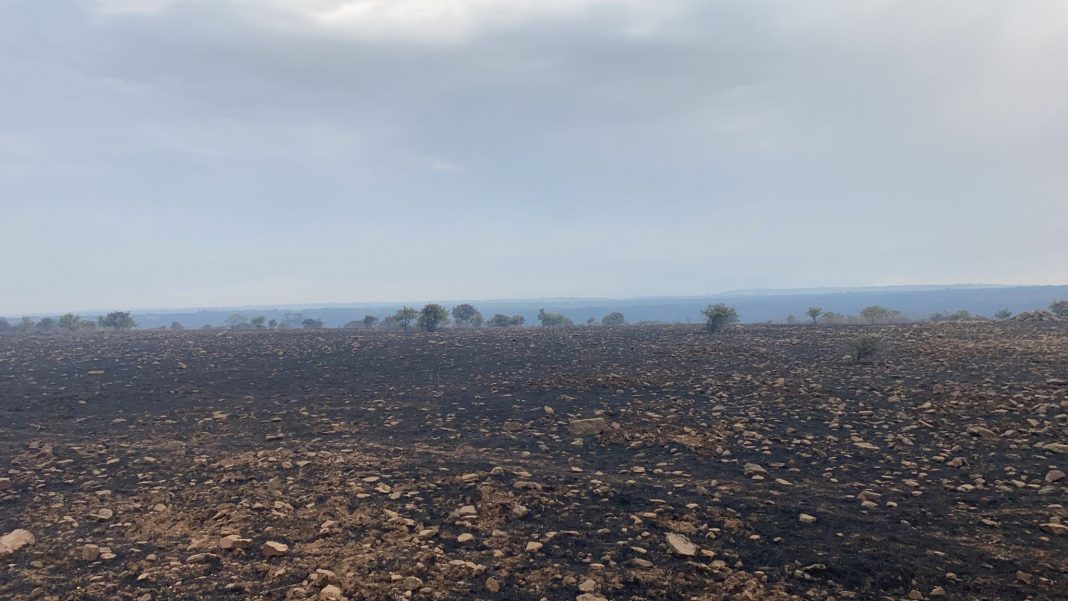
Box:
[1,323,1066,600]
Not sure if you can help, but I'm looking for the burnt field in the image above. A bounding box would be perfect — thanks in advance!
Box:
[1,324,1067,601]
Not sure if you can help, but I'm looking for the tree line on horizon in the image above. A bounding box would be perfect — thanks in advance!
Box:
[3,300,1067,335]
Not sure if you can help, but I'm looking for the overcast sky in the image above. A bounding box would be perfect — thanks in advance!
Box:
[2,1,1066,314]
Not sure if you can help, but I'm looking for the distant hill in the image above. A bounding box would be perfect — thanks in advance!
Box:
[22,284,1063,329]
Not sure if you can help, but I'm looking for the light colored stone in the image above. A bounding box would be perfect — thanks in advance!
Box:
[799,513,817,524]
[82,543,101,562]
[665,532,696,556]
[1039,522,1068,535]
[525,541,543,552]
[0,529,34,557]
[1045,469,1065,483]
[262,541,289,557]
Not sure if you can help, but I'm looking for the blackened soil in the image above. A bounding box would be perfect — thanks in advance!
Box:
[1,323,1066,600]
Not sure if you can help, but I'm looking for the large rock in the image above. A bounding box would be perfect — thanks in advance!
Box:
[0,529,34,557]
[665,532,697,556]
[568,418,608,436]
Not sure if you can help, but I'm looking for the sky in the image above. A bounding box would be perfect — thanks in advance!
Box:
[2,0,1067,315]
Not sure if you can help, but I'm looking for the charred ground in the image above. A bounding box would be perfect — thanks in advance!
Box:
[1,324,1066,600]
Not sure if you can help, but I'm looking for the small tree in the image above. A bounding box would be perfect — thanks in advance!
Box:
[170,321,184,330]
[37,317,57,332]
[451,304,483,328]
[844,335,886,365]
[509,315,525,327]
[362,315,379,329]
[1050,300,1068,318]
[418,304,449,332]
[806,306,823,325]
[994,309,1013,320]
[58,313,85,331]
[302,318,324,329]
[488,313,511,327]
[226,314,248,329]
[601,312,626,327]
[701,304,738,333]
[0,318,10,333]
[250,316,267,329]
[394,307,418,331]
[98,311,136,330]
[268,319,278,329]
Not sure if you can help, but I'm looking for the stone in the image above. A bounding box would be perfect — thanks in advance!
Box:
[0,529,34,557]
[319,584,344,600]
[743,463,767,477]
[665,532,697,556]
[82,543,101,562]
[799,513,817,524]
[0,478,12,491]
[578,578,598,592]
[525,541,543,552]
[186,552,221,564]
[1045,469,1065,483]
[1039,522,1068,535]
[262,541,289,557]
[457,533,475,543]
[568,418,608,436]
[485,577,501,593]
[219,535,252,550]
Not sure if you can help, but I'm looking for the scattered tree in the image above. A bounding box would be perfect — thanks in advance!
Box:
[806,306,823,325]
[97,311,136,330]
[37,317,57,332]
[362,315,379,329]
[489,314,525,327]
[859,305,903,324]
[342,320,362,329]
[701,303,738,333]
[1050,300,1068,318]
[226,314,248,329]
[418,304,449,332]
[994,308,1013,320]
[451,304,483,328]
[15,317,36,333]
[302,318,324,329]
[537,309,572,327]
[785,314,798,325]
[58,313,85,331]
[601,312,626,327]
[250,316,267,329]
[268,319,278,329]
[394,307,418,331]
[170,321,184,330]
[283,312,304,328]
[0,318,10,333]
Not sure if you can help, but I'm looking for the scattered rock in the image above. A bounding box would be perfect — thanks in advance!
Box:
[262,541,289,557]
[568,418,609,436]
[0,529,34,557]
[665,532,697,556]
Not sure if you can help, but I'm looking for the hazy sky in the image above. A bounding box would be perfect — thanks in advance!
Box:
[2,1,1066,314]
